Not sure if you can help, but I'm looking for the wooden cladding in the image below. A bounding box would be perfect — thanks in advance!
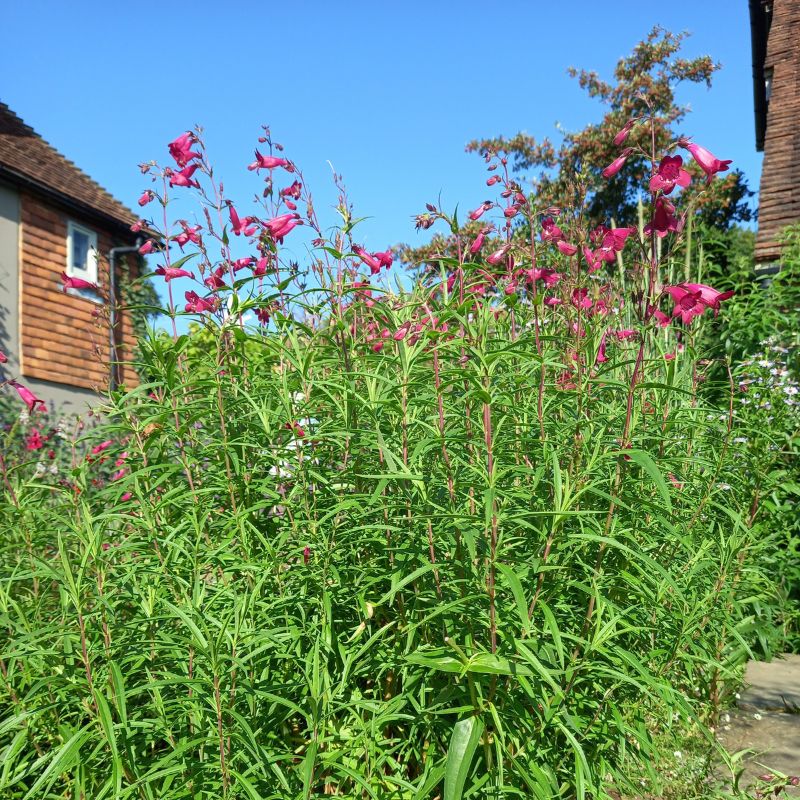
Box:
[20,192,139,390]
[755,0,800,264]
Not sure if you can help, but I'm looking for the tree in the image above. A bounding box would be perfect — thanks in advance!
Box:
[398,27,754,273]
[467,26,753,229]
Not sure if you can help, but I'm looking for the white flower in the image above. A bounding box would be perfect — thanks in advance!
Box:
[753,712,762,720]
[673,750,683,760]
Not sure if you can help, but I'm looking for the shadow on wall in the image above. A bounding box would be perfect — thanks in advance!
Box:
[0,182,19,381]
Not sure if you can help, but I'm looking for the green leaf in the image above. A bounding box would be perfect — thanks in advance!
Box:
[496,562,531,634]
[623,449,673,513]
[24,725,92,799]
[444,715,484,800]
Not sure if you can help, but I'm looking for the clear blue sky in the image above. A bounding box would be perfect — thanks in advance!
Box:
[1,1,760,275]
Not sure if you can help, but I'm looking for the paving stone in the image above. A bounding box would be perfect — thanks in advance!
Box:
[739,654,800,712]
[717,709,800,789]
[713,654,800,794]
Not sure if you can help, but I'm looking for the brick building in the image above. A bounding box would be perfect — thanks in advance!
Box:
[749,0,800,268]
[0,102,141,412]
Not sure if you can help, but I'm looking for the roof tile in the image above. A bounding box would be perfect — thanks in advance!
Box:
[0,102,138,231]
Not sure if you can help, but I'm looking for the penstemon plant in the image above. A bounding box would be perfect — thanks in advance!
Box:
[0,108,784,799]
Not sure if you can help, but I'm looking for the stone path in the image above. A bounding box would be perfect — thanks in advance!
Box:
[716,654,800,793]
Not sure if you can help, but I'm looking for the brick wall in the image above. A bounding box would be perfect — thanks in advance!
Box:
[19,192,139,390]
[755,0,800,265]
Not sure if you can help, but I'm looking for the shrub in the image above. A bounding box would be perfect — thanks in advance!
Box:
[0,117,781,799]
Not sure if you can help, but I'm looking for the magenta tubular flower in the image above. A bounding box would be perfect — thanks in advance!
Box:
[583,246,602,274]
[10,381,46,413]
[0,349,7,363]
[248,150,290,171]
[663,283,733,325]
[526,267,562,288]
[595,227,636,262]
[468,201,492,221]
[607,227,636,249]
[601,148,633,178]
[615,328,636,341]
[204,267,227,290]
[138,240,155,255]
[228,204,257,236]
[540,217,564,242]
[613,119,636,146]
[683,142,732,183]
[678,283,734,315]
[168,132,201,167]
[169,163,200,189]
[154,266,193,282]
[270,218,302,242]
[184,292,216,314]
[26,430,44,450]
[264,213,298,236]
[571,288,593,311]
[61,271,99,293]
[650,155,692,194]
[544,296,562,306]
[644,198,679,238]
[486,244,511,266]
[557,240,578,256]
[374,250,393,270]
[697,284,735,312]
[232,257,254,272]
[175,223,202,250]
[253,257,270,277]
[353,245,382,275]
[470,230,486,255]
[138,190,154,207]
[280,180,302,199]
[595,330,609,364]
[653,309,671,328]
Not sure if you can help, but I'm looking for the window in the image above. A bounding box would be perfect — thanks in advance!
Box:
[66,220,98,285]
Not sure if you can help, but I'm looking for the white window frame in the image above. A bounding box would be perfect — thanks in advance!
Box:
[66,220,99,285]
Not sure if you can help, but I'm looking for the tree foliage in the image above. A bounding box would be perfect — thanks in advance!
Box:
[467,26,753,229]
[398,27,754,275]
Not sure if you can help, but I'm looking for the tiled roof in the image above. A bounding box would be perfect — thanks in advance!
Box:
[0,102,138,232]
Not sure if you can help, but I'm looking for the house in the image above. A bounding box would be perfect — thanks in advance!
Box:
[749,0,800,269]
[0,102,142,413]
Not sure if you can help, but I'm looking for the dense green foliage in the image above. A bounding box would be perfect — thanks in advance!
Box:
[712,227,800,651]
[0,124,789,799]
